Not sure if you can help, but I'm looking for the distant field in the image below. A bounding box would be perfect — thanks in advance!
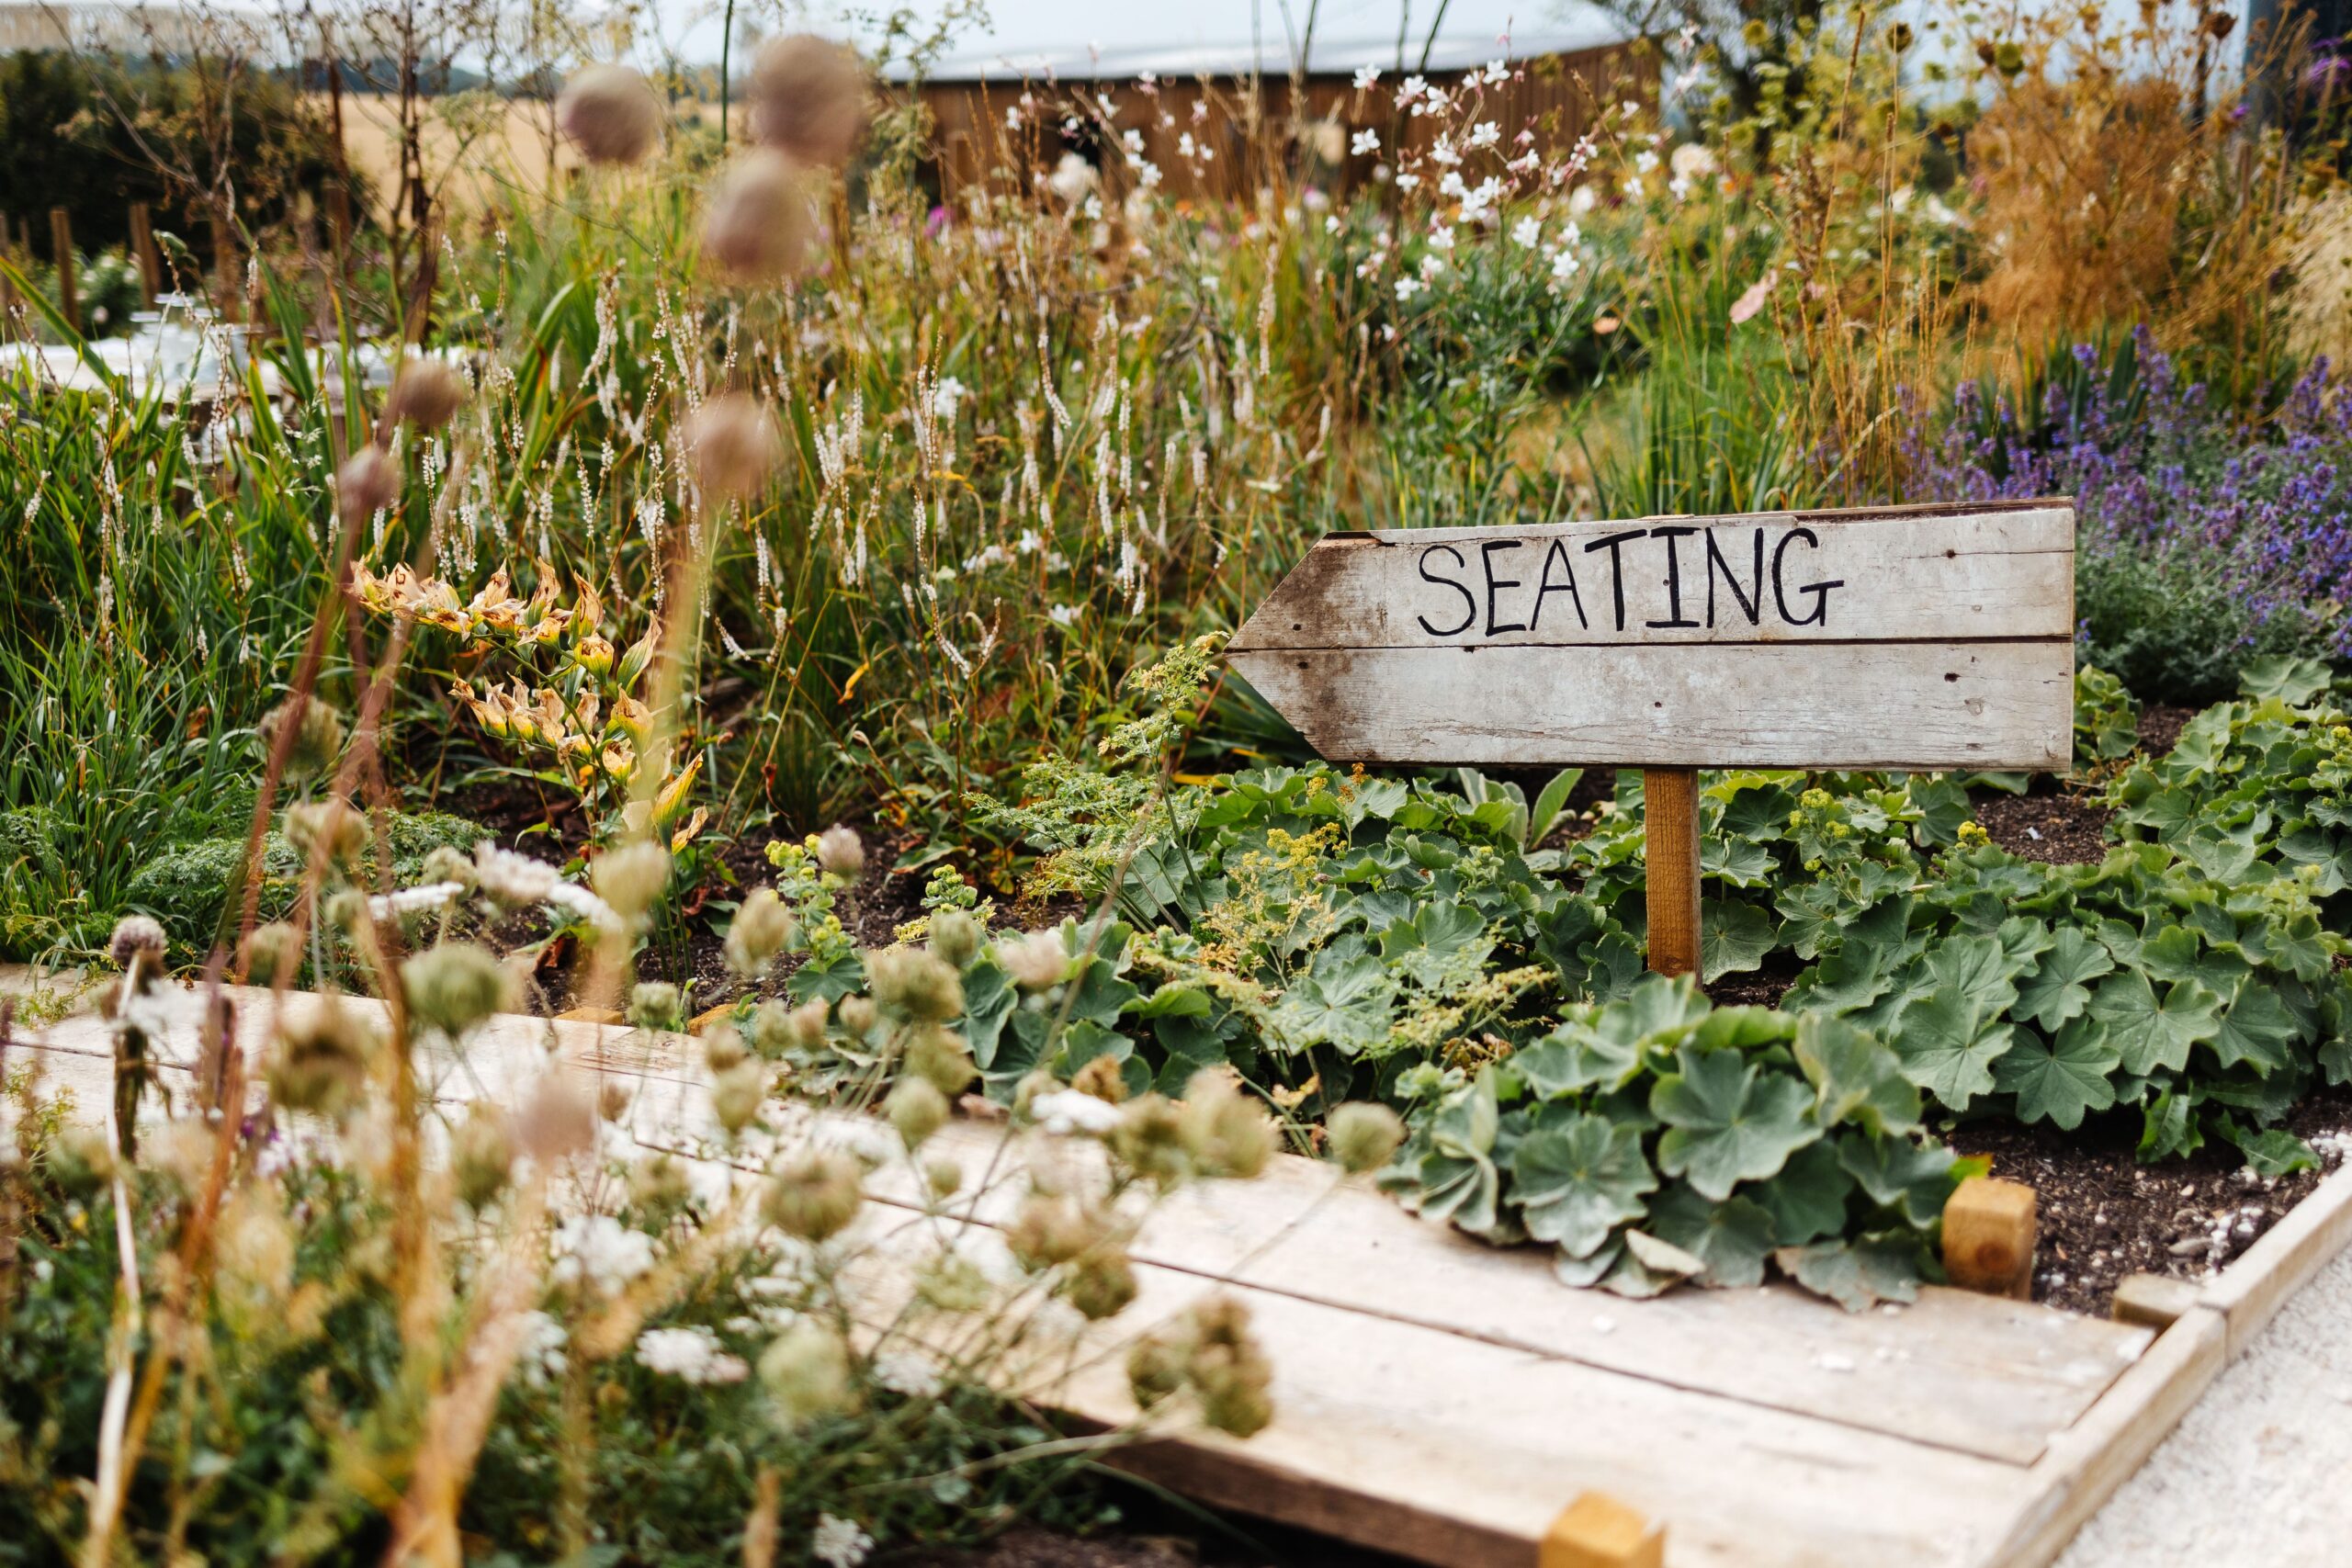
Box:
[324,92,724,216]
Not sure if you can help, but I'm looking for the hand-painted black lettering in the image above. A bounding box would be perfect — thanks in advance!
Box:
[1532,538,1588,632]
[1771,526,1844,626]
[1704,527,1763,627]
[1582,528,1646,633]
[1416,545,1477,637]
[1480,539,1527,635]
[1645,525,1702,628]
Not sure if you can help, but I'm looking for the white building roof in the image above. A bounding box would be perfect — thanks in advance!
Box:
[886,0,1632,83]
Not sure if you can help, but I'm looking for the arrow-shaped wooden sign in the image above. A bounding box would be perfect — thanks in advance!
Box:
[1228,499,2076,976]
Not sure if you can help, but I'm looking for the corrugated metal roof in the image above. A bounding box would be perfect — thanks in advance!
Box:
[883,0,1632,83]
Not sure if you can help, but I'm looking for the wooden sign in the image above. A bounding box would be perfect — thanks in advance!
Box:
[1228,500,2076,976]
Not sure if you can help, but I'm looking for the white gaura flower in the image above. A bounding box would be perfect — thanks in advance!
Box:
[1469,120,1501,149]
[812,1515,873,1568]
[1510,216,1543,248]
[1031,1089,1125,1136]
[1352,63,1382,89]
[1351,127,1380,156]
[1395,276,1423,300]
[1567,184,1599,216]
[635,1325,751,1384]
[871,1348,944,1396]
[1551,248,1583,281]
[550,1213,655,1294]
[514,1309,568,1386]
[1046,603,1084,628]
[1669,142,1717,182]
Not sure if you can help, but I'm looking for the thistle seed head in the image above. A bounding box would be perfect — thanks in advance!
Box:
[723,886,797,977]
[107,914,167,968]
[700,150,820,282]
[336,444,400,526]
[268,993,379,1120]
[452,1104,514,1210]
[1327,1100,1408,1176]
[760,1320,854,1427]
[813,823,865,878]
[763,1148,864,1242]
[591,839,672,922]
[384,357,465,430]
[1179,1068,1273,1181]
[747,35,870,168]
[258,694,346,779]
[865,946,963,1022]
[684,391,784,502]
[557,62,663,165]
[998,929,1070,992]
[902,1022,977,1097]
[928,908,983,968]
[241,920,300,986]
[711,1059,767,1136]
[401,942,512,1039]
[628,980,684,1032]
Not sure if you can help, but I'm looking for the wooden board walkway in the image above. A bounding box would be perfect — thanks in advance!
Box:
[19,985,2352,1568]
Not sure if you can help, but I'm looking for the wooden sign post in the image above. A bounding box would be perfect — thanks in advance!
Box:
[1228,501,2077,976]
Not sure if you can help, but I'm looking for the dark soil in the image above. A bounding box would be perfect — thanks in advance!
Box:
[1946,1089,2352,1314]
[1705,951,1805,1009]
[1971,787,2114,864]
[2138,705,2194,758]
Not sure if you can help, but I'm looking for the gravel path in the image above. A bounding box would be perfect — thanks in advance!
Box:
[2060,1247,2352,1568]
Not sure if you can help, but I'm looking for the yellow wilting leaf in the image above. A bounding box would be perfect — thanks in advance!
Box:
[1268,1074,1320,1111]
[841,659,872,701]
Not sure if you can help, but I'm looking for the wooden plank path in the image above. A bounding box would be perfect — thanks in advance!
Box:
[24,985,2346,1568]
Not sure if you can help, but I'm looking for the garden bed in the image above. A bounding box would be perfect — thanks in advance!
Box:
[25,986,2352,1568]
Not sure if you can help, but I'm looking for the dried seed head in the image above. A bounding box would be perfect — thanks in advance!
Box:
[1186,1296,1274,1437]
[998,929,1071,992]
[865,947,963,1022]
[385,358,465,430]
[401,942,513,1039]
[1061,1248,1138,1320]
[813,824,865,878]
[711,1059,767,1135]
[902,1022,977,1097]
[763,1149,864,1241]
[51,1124,116,1196]
[452,1104,514,1210]
[1179,1068,1273,1180]
[419,845,476,891]
[599,1079,634,1122]
[1125,1331,1186,1410]
[705,1021,750,1075]
[838,995,877,1037]
[628,980,684,1032]
[591,839,672,922]
[1007,1192,1113,1269]
[336,444,400,525]
[1327,1101,1408,1176]
[241,920,300,986]
[1070,1055,1126,1105]
[923,1156,963,1199]
[886,1075,950,1148]
[557,62,663,164]
[288,797,367,865]
[268,993,379,1120]
[516,1074,598,1160]
[760,1320,854,1427]
[629,1151,693,1215]
[724,886,797,977]
[928,908,983,968]
[1108,1093,1189,1190]
[258,694,346,778]
[685,391,784,503]
[752,996,828,1057]
[107,914,167,968]
[701,150,820,282]
[747,34,870,168]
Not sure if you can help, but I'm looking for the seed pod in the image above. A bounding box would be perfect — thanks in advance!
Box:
[929,908,983,968]
[107,914,167,968]
[1062,1249,1139,1320]
[701,150,820,282]
[886,1075,950,1148]
[814,824,865,878]
[1327,1101,1407,1176]
[998,929,1071,992]
[865,947,963,1022]
[591,839,672,921]
[684,391,784,502]
[288,798,368,865]
[385,357,465,430]
[763,1149,864,1241]
[723,886,797,977]
[241,920,300,986]
[557,62,663,165]
[269,993,379,1120]
[747,34,870,168]
[705,1021,749,1075]
[1179,1068,1273,1181]
[628,980,684,1032]
[401,942,513,1039]
[452,1105,514,1210]
[903,1023,977,1097]
[760,1320,854,1427]
[258,694,346,779]
[711,1059,767,1135]
[336,443,400,526]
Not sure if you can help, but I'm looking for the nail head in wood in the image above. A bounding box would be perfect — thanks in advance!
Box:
[1541,1491,1664,1568]
[2110,1271,2200,1332]
[1944,1175,2038,1299]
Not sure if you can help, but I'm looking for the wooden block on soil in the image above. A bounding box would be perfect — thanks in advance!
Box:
[1944,1176,2037,1300]
[1541,1492,1664,1568]
[554,1005,626,1026]
[2110,1272,2200,1332]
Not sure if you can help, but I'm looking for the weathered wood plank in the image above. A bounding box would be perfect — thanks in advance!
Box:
[1228,504,2075,652]
[1226,639,2074,769]
[2196,1159,2352,1357]
[1983,1308,2228,1568]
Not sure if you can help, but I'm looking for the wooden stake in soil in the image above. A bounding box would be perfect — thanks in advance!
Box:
[1642,767,1701,977]
[129,201,159,305]
[1541,1492,1664,1568]
[1944,1176,2038,1299]
[48,208,76,335]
